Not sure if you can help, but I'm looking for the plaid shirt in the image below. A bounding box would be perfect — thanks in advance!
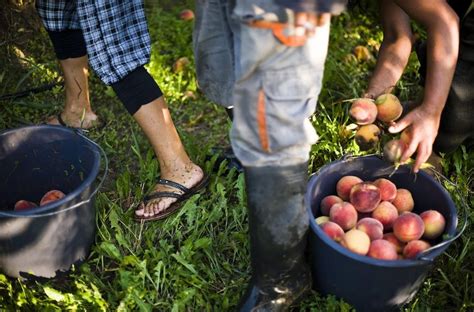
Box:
[36,0,151,85]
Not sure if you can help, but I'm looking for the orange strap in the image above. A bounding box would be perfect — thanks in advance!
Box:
[248,20,307,47]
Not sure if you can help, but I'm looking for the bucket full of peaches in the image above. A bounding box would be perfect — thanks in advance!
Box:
[305,154,467,312]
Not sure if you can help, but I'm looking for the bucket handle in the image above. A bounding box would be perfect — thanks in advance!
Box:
[415,169,469,262]
[0,130,109,218]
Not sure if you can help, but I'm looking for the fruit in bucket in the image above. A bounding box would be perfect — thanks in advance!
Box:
[403,240,431,259]
[320,221,345,242]
[349,182,381,213]
[336,175,363,200]
[420,210,446,239]
[375,93,403,122]
[372,201,398,230]
[341,229,371,255]
[40,190,66,206]
[393,212,425,242]
[367,239,398,260]
[320,195,343,216]
[329,202,358,231]
[373,178,397,202]
[383,232,405,253]
[356,218,384,241]
[315,216,330,224]
[14,200,38,211]
[349,98,378,125]
[392,188,414,213]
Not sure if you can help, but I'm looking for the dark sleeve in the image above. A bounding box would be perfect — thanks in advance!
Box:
[275,0,347,14]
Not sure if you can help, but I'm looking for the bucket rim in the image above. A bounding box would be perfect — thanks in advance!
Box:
[305,155,458,266]
[0,125,101,217]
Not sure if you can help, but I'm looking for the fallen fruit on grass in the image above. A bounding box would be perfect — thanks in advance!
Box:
[355,124,381,150]
[403,240,431,259]
[341,229,371,255]
[336,175,363,201]
[14,200,38,211]
[350,98,378,125]
[420,210,446,240]
[320,221,345,242]
[353,45,373,62]
[179,9,194,21]
[375,93,403,122]
[349,182,381,213]
[373,178,397,202]
[40,190,66,206]
[392,188,414,213]
[368,239,398,260]
[383,232,405,253]
[356,218,384,241]
[320,195,343,216]
[172,57,190,72]
[329,202,358,231]
[393,212,425,242]
[372,201,399,231]
[383,139,405,163]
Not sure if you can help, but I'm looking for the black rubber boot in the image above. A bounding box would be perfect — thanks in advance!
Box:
[238,163,311,312]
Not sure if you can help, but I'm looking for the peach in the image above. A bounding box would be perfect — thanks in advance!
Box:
[40,190,66,206]
[355,124,381,151]
[357,218,384,241]
[383,139,405,163]
[373,178,397,202]
[375,93,403,122]
[367,239,398,260]
[320,221,345,242]
[383,232,406,254]
[372,201,398,231]
[315,216,330,225]
[336,175,363,200]
[392,189,414,213]
[179,9,194,21]
[172,57,190,73]
[393,212,425,242]
[400,127,413,146]
[420,210,446,240]
[353,45,373,62]
[403,240,431,259]
[329,202,358,231]
[341,229,371,255]
[349,182,381,213]
[349,99,378,125]
[320,195,343,216]
[14,200,38,211]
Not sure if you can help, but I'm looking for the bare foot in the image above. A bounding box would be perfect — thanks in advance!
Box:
[135,163,205,218]
[47,111,101,129]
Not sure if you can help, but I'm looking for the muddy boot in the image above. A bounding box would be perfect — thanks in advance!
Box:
[238,163,311,312]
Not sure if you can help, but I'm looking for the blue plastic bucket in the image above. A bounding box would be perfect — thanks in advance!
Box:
[0,125,107,278]
[306,155,466,312]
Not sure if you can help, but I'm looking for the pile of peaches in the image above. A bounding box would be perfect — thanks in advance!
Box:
[316,175,446,260]
[13,190,65,211]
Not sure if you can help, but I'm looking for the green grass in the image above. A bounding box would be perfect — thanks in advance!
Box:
[0,2,473,311]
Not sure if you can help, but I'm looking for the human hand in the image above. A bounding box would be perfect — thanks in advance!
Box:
[387,105,441,172]
[294,12,330,36]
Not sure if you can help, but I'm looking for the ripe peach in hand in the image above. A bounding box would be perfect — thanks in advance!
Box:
[393,212,425,242]
[372,201,398,231]
[373,178,397,202]
[420,210,446,240]
[179,9,194,21]
[383,232,405,253]
[336,175,363,200]
[392,189,414,213]
[320,195,343,216]
[329,202,358,231]
[40,190,66,206]
[403,240,431,259]
[14,200,38,211]
[368,239,398,260]
[341,229,371,255]
[350,182,381,213]
[350,98,378,125]
[383,139,405,163]
[375,93,403,122]
[320,221,345,242]
[355,124,381,151]
[357,218,384,241]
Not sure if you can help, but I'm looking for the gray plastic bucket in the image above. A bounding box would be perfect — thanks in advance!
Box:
[0,125,107,278]
[306,155,466,312]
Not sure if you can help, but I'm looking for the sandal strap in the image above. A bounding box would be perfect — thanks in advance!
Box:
[144,191,182,201]
[157,179,190,193]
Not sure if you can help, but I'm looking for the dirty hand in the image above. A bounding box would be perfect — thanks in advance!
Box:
[388,105,441,173]
[294,12,330,36]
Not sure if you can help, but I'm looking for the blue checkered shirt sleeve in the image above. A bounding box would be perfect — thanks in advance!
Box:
[36,0,151,85]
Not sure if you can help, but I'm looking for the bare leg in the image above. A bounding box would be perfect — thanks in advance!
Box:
[48,55,100,128]
[133,96,204,218]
